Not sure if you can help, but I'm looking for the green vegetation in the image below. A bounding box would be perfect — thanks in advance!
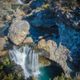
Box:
[0,55,24,80]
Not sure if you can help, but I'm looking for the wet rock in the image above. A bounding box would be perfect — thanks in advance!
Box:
[38,39,71,77]
[8,20,30,45]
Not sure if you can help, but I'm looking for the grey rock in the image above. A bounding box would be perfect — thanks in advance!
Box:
[8,20,30,45]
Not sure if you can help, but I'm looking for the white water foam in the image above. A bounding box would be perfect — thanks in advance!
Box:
[17,0,24,4]
[9,45,40,79]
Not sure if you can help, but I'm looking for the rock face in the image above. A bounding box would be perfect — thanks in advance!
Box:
[52,44,71,77]
[38,39,71,77]
[0,37,6,50]
[8,20,30,45]
[38,39,48,51]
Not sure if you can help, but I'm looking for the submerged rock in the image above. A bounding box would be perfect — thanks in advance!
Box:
[8,20,30,45]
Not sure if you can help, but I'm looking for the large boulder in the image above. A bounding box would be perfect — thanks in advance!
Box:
[38,39,71,77]
[8,20,30,45]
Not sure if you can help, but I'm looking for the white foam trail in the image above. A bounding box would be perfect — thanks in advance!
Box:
[9,45,40,79]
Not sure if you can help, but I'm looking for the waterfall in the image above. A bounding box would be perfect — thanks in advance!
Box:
[17,0,24,4]
[9,45,40,79]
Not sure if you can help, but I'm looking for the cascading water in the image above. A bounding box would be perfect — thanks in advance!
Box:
[9,45,40,79]
[17,0,24,4]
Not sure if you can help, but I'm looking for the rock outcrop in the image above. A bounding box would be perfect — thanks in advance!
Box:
[0,37,6,51]
[38,38,71,77]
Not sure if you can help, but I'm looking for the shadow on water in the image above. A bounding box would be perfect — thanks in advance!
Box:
[29,24,59,45]
[38,59,64,80]
[0,22,10,37]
